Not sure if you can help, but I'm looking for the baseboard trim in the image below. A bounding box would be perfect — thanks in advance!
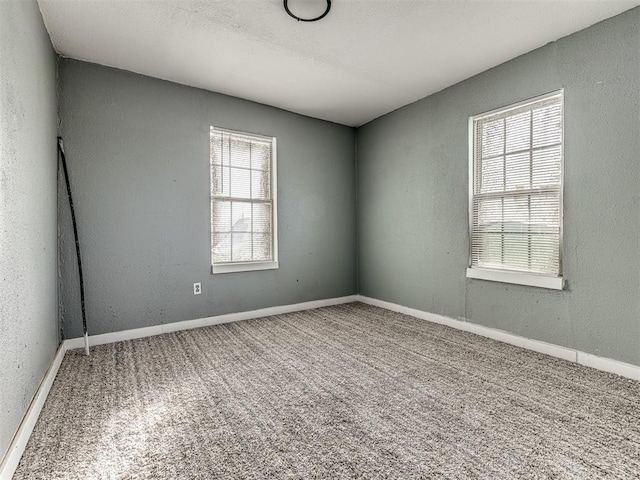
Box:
[576,352,639,380]
[0,343,66,480]
[356,295,640,381]
[64,295,359,350]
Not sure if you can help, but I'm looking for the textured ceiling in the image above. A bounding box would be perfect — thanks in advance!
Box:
[38,0,640,126]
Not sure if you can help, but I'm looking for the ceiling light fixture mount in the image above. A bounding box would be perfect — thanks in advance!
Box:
[284,0,331,22]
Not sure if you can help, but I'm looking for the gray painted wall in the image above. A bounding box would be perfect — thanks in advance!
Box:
[0,0,59,460]
[357,8,640,366]
[58,59,356,339]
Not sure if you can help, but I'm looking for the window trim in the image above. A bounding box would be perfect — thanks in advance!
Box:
[210,127,279,275]
[212,260,279,275]
[467,90,565,289]
[466,267,564,290]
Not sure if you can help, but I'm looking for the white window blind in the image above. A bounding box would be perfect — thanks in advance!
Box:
[470,92,563,279]
[210,128,277,271]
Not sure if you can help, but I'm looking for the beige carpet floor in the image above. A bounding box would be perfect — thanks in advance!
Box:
[13,303,640,479]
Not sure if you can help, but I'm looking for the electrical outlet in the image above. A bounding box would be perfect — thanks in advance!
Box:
[193,282,202,295]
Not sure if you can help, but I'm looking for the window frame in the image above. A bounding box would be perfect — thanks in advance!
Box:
[466,90,565,290]
[210,127,279,275]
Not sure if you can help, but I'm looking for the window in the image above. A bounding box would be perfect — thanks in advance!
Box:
[210,127,278,274]
[467,91,564,290]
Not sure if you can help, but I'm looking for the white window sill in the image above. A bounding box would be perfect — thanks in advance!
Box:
[466,268,564,290]
[212,261,279,275]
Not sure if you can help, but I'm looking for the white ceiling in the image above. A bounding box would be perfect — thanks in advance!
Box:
[38,0,639,127]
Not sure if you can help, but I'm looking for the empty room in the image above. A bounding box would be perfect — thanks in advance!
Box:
[1,0,639,478]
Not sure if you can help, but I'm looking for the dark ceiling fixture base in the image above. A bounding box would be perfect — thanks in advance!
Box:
[284,0,331,22]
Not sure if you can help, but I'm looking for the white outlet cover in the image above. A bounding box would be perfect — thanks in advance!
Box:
[193,282,202,295]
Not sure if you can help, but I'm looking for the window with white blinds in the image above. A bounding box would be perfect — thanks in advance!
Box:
[468,91,563,289]
[210,127,278,274]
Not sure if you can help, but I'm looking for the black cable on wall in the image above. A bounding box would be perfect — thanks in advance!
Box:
[58,137,90,355]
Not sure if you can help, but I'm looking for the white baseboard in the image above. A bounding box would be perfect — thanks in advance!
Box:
[576,352,639,380]
[0,344,67,480]
[64,295,358,350]
[356,295,640,381]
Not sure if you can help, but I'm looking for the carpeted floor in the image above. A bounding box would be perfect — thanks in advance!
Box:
[13,303,640,479]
